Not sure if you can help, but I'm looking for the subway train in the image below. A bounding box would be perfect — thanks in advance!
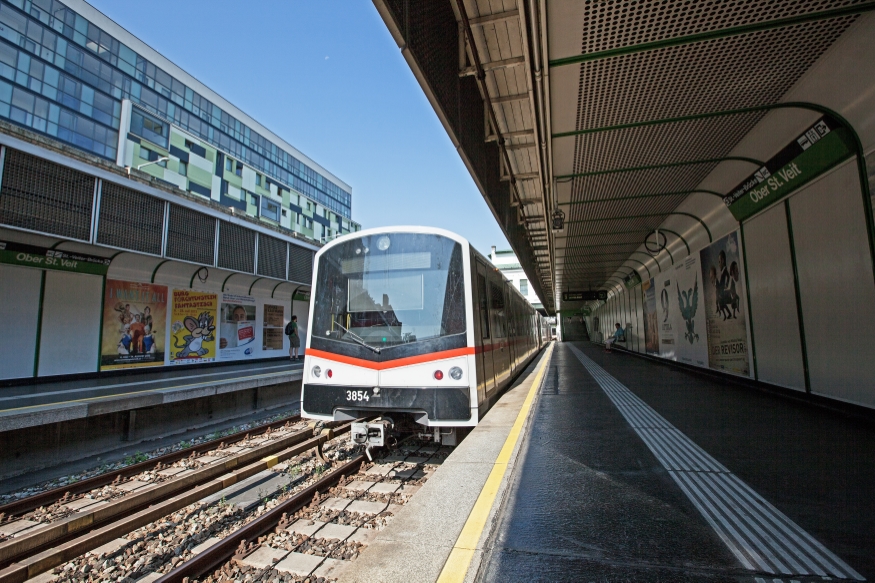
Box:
[301,226,547,445]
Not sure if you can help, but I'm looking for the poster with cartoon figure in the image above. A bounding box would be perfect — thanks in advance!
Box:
[170,290,217,364]
[100,280,167,370]
[699,230,751,376]
[218,294,256,360]
[673,255,708,367]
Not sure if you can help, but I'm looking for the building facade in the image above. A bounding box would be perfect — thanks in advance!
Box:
[0,0,358,241]
[0,0,357,381]
[489,246,544,313]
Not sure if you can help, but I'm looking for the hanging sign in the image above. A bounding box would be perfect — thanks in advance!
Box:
[624,271,642,289]
[0,241,110,275]
[723,116,855,222]
[562,290,607,301]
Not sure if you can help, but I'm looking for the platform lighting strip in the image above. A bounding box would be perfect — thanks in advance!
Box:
[567,345,864,581]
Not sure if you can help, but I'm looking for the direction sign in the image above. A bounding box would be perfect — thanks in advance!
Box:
[562,290,607,302]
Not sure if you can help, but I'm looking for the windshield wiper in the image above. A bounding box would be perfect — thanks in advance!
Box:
[333,319,381,354]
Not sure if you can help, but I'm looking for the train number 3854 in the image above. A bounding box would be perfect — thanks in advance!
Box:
[346,390,370,402]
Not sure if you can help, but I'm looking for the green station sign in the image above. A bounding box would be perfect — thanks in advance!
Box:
[724,116,855,222]
[0,240,111,275]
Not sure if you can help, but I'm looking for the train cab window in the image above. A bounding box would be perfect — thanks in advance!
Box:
[312,232,467,359]
[489,282,506,338]
[477,273,490,339]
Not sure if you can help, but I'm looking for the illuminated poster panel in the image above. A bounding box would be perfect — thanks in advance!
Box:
[170,290,217,364]
[100,280,167,370]
[673,255,709,368]
[219,294,256,360]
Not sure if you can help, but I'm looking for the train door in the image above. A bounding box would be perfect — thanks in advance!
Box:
[489,275,511,388]
[506,283,517,375]
[475,261,496,394]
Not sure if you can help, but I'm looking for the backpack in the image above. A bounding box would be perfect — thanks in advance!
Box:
[284,321,294,336]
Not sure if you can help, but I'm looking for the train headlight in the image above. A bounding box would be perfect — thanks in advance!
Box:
[312,366,321,378]
[377,236,391,251]
[449,366,463,380]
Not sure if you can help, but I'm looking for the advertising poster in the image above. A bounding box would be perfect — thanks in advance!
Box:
[100,280,167,370]
[170,290,217,364]
[263,303,285,350]
[642,278,659,355]
[218,294,256,360]
[699,231,751,376]
[655,272,676,361]
[672,255,709,367]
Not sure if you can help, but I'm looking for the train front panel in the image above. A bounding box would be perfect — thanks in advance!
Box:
[301,228,479,427]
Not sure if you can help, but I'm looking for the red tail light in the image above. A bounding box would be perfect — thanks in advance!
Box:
[434,370,444,380]
[326,369,333,379]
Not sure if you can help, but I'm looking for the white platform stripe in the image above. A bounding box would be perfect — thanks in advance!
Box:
[567,345,864,581]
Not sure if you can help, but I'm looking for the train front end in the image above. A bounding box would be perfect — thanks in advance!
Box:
[302,229,476,441]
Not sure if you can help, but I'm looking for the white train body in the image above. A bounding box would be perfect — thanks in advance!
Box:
[302,226,547,428]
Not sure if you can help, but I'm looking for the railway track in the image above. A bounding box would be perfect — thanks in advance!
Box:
[0,420,347,582]
[0,414,305,520]
[1,438,448,583]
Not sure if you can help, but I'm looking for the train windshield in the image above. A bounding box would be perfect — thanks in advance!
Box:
[312,233,466,360]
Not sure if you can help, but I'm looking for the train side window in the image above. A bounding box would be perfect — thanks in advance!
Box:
[477,273,490,339]
[489,282,506,338]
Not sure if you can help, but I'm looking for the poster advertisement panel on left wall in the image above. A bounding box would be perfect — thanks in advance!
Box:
[100,280,167,370]
[170,290,217,364]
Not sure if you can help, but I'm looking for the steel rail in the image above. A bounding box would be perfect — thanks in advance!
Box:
[0,427,351,583]
[153,454,367,582]
[0,415,302,519]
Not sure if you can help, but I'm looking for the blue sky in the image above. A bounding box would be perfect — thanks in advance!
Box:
[86,0,511,256]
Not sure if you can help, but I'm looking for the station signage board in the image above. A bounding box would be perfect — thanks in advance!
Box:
[562,290,607,302]
[723,116,855,222]
[0,240,111,275]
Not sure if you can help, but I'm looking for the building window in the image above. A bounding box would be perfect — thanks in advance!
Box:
[256,174,262,186]
[130,109,168,148]
[225,158,233,172]
[179,161,188,176]
[519,279,528,295]
[304,217,313,229]
[261,198,280,222]
[235,161,243,177]
[138,146,166,167]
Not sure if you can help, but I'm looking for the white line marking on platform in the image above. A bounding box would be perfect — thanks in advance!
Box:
[568,344,864,581]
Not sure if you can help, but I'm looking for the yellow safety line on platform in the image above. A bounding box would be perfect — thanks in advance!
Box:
[0,370,296,414]
[436,343,554,583]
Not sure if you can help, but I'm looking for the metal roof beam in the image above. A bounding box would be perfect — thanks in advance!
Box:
[558,190,721,205]
[548,3,875,68]
[554,156,762,180]
[469,9,520,26]
[487,129,535,142]
[491,93,529,104]
[460,56,525,77]
[564,211,712,241]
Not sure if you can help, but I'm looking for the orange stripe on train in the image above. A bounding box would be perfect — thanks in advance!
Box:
[305,347,476,370]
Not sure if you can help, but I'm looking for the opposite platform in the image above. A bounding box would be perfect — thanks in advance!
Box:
[0,360,302,432]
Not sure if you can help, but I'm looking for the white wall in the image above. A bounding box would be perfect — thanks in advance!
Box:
[38,271,102,377]
[789,162,875,407]
[0,264,41,379]
[744,203,806,390]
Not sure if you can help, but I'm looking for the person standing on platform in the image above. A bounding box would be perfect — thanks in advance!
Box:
[286,315,300,360]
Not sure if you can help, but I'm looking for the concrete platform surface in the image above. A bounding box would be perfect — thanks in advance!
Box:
[339,346,552,583]
[0,360,301,431]
[477,342,874,582]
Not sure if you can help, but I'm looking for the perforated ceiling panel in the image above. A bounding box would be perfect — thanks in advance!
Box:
[288,244,314,285]
[576,0,863,55]
[0,148,94,241]
[97,182,164,255]
[257,234,287,280]
[553,5,861,297]
[217,221,255,274]
[166,204,215,266]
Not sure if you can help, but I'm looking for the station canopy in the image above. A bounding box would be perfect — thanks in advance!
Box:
[372,0,875,314]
